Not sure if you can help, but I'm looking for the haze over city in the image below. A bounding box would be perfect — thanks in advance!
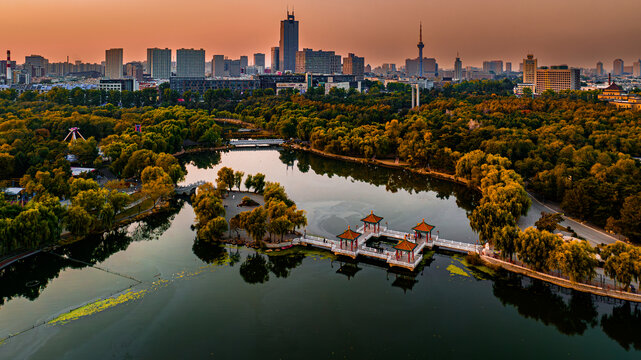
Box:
[4,0,641,67]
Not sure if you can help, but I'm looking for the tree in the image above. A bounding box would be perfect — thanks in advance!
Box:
[601,242,641,291]
[155,153,186,184]
[469,202,516,244]
[515,227,562,272]
[267,215,293,243]
[244,174,254,192]
[233,171,245,191]
[141,166,174,207]
[240,206,268,244]
[252,173,266,193]
[492,225,519,260]
[535,212,564,232]
[65,205,94,236]
[549,240,597,283]
[606,193,641,243]
[217,166,235,192]
[197,216,229,241]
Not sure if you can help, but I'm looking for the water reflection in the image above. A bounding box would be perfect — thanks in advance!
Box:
[601,303,641,351]
[0,204,180,307]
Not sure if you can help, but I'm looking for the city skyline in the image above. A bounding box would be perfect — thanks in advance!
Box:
[4,0,641,68]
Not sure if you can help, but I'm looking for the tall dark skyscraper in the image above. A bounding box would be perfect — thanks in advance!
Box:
[279,10,299,72]
[417,22,424,78]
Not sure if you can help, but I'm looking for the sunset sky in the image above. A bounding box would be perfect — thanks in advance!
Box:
[3,0,641,69]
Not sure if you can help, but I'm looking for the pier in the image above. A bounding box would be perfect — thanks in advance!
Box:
[293,213,481,271]
[229,139,284,148]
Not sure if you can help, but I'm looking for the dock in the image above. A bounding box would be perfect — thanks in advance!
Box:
[293,225,481,271]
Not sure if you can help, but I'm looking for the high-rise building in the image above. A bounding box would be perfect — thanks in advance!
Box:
[613,59,624,76]
[634,60,641,77]
[523,54,537,84]
[295,49,341,74]
[405,58,437,77]
[229,60,241,77]
[483,60,503,74]
[535,66,580,94]
[176,48,205,78]
[213,55,225,77]
[343,53,365,80]
[271,47,280,72]
[454,55,462,81]
[417,22,424,77]
[125,62,144,82]
[596,61,604,76]
[24,55,49,77]
[279,10,299,72]
[505,62,512,73]
[147,48,171,79]
[240,56,248,73]
[254,53,265,68]
[105,48,123,79]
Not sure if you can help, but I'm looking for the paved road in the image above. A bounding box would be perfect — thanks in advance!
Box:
[518,192,621,247]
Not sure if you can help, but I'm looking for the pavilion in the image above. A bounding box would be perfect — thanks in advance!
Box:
[412,218,435,240]
[361,211,383,232]
[336,226,362,252]
[394,238,417,263]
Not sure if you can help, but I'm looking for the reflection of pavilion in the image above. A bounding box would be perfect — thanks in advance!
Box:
[388,269,419,293]
[335,260,362,280]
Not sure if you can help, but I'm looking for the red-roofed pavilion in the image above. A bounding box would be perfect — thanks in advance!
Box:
[361,211,383,232]
[394,239,418,262]
[412,218,435,240]
[337,226,362,251]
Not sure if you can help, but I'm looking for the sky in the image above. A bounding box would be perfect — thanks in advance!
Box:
[3,0,641,69]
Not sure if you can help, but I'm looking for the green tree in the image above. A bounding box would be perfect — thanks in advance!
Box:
[535,212,564,232]
[65,205,94,236]
[549,240,597,282]
[217,166,235,192]
[233,171,245,191]
[515,227,562,272]
[141,166,174,207]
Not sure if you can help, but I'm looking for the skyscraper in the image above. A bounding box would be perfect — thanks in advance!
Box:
[213,55,225,77]
[505,62,512,73]
[343,53,364,79]
[271,47,280,72]
[279,10,299,72]
[596,61,604,76]
[240,56,248,73]
[105,48,123,79]
[613,59,624,76]
[254,53,265,68]
[417,22,424,78]
[176,49,205,78]
[483,60,503,74]
[634,60,641,77]
[523,54,537,84]
[147,48,171,79]
[454,54,462,81]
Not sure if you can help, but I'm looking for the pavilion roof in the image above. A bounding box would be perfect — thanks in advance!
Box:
[394,240,418,252]
[361,211,383,224]
[604,82,623,91]
[412,218,435,233]
[337,226,362,241]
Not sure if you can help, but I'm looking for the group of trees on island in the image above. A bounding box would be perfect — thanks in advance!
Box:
[192,167,307,245]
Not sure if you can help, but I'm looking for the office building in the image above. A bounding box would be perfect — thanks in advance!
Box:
[240,56,248,73]
[213,55,225,77]
[535,66,580,93]
[99,78,138,92]
[523,54,537,84]
[271,47,280,72]
[147,48,171,79]
[105,48,123,79]
[405,58,437,77]
[254,53,265,68]
[596,61,604,76]
[24,55,48,77]
[343,53,364,80]
[279,10,299,72]
[613,59,624,76]
[634,60,641,77]
[624,65,633,74]
[176,48,205,78]
[454,55,462,81]
[483,60,503,75]
[505,62,512,73]
[295,49,342,74]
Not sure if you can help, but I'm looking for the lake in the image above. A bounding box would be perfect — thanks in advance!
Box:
[0,149,639,359]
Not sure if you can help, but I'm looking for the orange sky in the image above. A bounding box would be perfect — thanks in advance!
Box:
[3,0,641,69]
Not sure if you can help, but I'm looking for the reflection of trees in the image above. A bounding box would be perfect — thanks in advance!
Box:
[601,302,641,351]
[0,205,181,306]
[129,201,181,243]
[238,251,306,284]
[239,253,270,284]
[268,253,305,278]
[278,150,297,168]
[493,273,598,336]
[179,151,222,169]
[192,238,229,265]
[289,150,478,213]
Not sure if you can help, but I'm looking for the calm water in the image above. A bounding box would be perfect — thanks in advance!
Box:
[0,149,639,359]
